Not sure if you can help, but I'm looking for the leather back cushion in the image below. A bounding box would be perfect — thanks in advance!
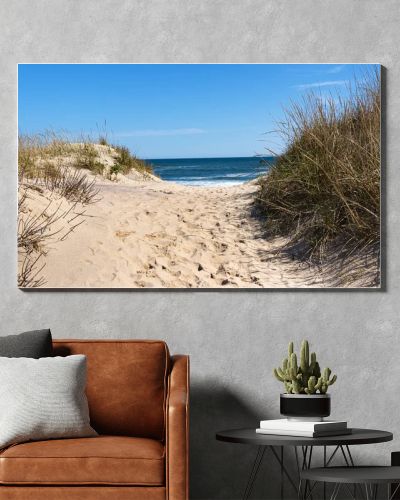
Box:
[52,340,170,440]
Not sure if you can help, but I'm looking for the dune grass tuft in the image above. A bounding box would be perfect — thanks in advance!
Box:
[18,134,100,205]
[74,143,105,174]
[256,69,380,266]
[18,133,75,178]
[41,163,100,204]
[111,145,154,177]
[98,135,108,146]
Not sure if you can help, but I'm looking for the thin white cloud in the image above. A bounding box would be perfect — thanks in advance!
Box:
[116,128,206,137]
[295,80,349,90]
[327,65,345,74]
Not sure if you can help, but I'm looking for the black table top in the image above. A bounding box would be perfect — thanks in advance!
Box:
[301,466,400,484]
[216,428,393,447]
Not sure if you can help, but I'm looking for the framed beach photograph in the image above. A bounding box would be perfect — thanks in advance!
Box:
[17,64,381,289]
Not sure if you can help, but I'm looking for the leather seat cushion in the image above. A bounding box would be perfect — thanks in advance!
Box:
[0,436,165,486]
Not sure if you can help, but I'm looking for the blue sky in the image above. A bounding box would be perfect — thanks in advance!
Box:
[18,64,377,158]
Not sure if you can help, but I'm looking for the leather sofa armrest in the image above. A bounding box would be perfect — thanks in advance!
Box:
[166,355,189,500]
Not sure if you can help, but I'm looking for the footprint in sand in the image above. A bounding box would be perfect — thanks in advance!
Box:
[214,242,228,252]
[115,230,135,241]
[217,264,226,275]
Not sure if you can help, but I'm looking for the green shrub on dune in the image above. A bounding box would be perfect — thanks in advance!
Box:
[75,143,105,174]
[113,145,154,176]
[257,69,380,263]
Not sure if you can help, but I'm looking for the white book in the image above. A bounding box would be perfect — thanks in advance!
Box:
[259,419,347,432]
[256,428,352,438]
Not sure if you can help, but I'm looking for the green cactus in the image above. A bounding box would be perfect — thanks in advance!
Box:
[273,340,337,395]
[290,353,298,378]
[318,367,338,394]
[300,340,309,372]
[305,376,317,394]
[292,379,302,394]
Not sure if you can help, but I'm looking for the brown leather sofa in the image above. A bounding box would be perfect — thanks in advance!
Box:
[0,339,189,500]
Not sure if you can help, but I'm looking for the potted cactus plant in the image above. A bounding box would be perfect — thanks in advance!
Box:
[273,340,337,420]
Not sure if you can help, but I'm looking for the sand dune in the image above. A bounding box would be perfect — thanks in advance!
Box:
[19,172,374,289]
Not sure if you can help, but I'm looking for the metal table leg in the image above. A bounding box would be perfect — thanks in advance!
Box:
[242,445,299,500]
[281,447,284,500]
[243,446,266,500]
[299,445,360,500]
[243,444,361,500]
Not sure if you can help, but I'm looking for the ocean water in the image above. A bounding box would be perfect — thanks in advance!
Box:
[148,156,275,186]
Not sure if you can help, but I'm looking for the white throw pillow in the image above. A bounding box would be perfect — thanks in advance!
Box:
[0,354,97,449]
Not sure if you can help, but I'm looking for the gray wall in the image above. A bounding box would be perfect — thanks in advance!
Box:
[0,1,398,499]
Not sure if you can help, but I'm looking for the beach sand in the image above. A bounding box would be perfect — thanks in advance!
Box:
[20,171,373,289]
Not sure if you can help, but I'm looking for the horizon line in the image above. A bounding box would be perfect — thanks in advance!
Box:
[144,154,277,160]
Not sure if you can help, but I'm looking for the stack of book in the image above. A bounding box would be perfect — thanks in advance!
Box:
[256,419,351,438]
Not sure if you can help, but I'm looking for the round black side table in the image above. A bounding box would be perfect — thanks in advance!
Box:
[216,428,393,500]
[301,466,400,500]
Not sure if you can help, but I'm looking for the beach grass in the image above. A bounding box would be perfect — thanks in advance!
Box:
[256,69,380,266]
[98,135,108,146]
[112,145,154,177]
[75,143,105,174]
[18,134,101,205]
[18,131,154,179]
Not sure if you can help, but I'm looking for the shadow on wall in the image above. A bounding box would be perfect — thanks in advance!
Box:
[190,380,283,500]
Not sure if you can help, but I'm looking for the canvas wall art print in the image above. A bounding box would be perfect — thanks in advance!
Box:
[18,64,381,289]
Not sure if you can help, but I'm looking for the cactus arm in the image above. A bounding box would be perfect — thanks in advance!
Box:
[292,379,301,394]
[310,352,317,373]
[300,340,310,373]
[318,368,337,393]
[300,341,306,372]
[290,353,298,379]
[273,368,285,382]
[284,381,292,393]
[328,374,337,386]
[307,376,317,394]
[276,367,285,379]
